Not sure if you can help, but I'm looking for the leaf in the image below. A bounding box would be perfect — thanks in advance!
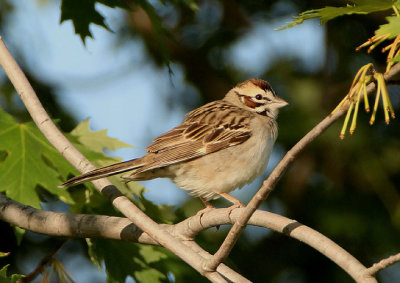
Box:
[13,227,25,245]
[70,118,132,153]
[0,108,75,208]
[69,119,149,196]
[376,16,400,38]
[278,0,395,30]
[390,54,400,62]
[60,0,129,44]
[140,192,177,223]
[87,239,167,283]
[0,265,24,283]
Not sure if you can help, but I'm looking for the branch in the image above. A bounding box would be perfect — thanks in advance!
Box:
[21,240,68,283]
[0,194,374,282]
[364,252,400,277]
[0,36,226,282]
[205,62,400,272]
[174,208,376,283]
[0,194,249,282]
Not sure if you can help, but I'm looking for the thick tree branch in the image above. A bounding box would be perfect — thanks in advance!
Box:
[0,194,376,282]
[0,194,248,283]
[0,36,226,282]
[205,63,400,273]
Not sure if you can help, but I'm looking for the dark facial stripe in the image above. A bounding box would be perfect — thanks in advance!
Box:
[244,96,264,108]
[235,91,265,109]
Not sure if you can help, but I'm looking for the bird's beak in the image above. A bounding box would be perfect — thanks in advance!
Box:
[271,97,288,109]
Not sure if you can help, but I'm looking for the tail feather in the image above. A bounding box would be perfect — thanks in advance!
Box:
[59,158,143,188]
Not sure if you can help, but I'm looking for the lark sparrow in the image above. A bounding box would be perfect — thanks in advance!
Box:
[61,79,288,206]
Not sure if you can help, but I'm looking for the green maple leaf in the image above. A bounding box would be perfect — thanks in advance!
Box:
[0,108,75,208]
[70,118,132,153]
[278,0,395,30]
[376,16,400,38]
[87,239,167,283]
[68,119,145,199]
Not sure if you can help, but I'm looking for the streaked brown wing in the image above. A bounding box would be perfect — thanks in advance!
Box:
[139,101,252,172]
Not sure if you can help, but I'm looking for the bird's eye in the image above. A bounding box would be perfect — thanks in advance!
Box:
[255,94,262,100]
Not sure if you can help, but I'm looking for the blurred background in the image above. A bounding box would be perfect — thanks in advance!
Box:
[0,0,399,282]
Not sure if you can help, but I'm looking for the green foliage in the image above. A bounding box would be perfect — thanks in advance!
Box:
[87,239,168,283]
[376,16,400,38]
[279,0,397,30]
[133,186,177,223]
[0,107,75,208]
[71,118,132,153]
[0,108,141,212]
[68,118,146,198]
[390,54,400,62]
[0,265,24,283]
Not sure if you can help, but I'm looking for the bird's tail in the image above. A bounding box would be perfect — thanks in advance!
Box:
[59,158,143,188]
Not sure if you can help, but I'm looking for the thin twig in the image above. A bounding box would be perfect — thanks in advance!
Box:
[204,62,400,272]
[21,240,68,283]
[0,36,226,282]
[364,252,400,277]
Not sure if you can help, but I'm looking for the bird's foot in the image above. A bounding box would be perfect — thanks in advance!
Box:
[196,197,215,218]
[217,192,245,208]
[217,192,245,217]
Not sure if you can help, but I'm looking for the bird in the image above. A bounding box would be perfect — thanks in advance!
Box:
[60,78,288,208]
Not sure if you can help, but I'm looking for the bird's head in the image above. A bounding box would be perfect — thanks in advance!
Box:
[225,78,288,119]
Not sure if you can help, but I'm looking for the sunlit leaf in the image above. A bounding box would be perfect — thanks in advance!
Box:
[376,16,400,38]
[278,0,395,30]
[70,118,132,153]
[0,107,75,207]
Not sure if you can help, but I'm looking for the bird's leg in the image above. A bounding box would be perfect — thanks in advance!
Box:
[195,197,215,217]
[218,192,245,209]
[200,197,215,209]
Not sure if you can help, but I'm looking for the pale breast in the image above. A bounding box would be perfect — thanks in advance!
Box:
[171,116,277,200]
